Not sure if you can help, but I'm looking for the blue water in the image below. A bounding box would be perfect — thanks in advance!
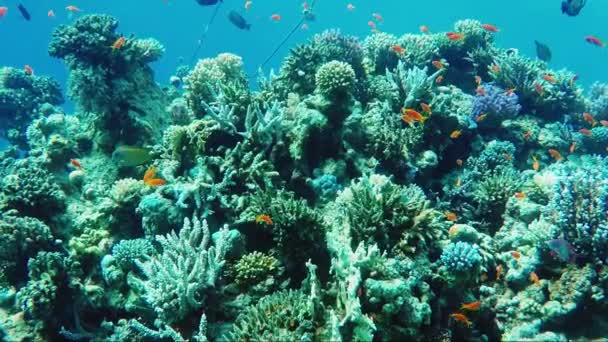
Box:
[1,0,606,104]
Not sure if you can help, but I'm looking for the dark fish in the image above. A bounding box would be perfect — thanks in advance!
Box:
[228,10,250,30]
[196,0,222,6]
[17,3,30,21]
[561,0,586,16]
[534,40,552,62]
[546,238,576,263]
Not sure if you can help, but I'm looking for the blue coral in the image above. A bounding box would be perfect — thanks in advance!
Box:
[471,83,521,125]
[440,241,482,272]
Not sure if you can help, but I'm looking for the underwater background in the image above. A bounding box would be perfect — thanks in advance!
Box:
[1,0,608,341]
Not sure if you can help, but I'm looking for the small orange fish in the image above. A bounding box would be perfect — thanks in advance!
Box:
[474,75,482,85]
[48,9,55,17]
[392,45,406,54]
[445,211,457,221]
[66,5,81,12]
[475,87,486,96]
[570,142,576,153]
[530,272,540,286]
[461,301,481,311]
[270,14,281,21]
[456,159,463,167]
[600,120,608,127]
[583,112,596,126]
[548,149,563,162]
[490,64,501,73]
[432,60,444,69]
[450,313,472,327]
[481,24,499,32]
[372,12,383,22]
[522,131,532,140]
[143,166,166,187]
[532,155,540,171]
[420,103,432,115]
[143,166,156,182]
[542,74,557,83]
[146,178,166,187]
[475,113,488,123]
[514,192,526,199]
[448,225,459,236]
[511,251,521,259]
[420,25,430,34]
[496,264,503,280]
[367,20,377,29]
[255,214,273,225]
[456,177,462,187]
[435,75,444,84]
[505,88,516,96]
[24,65,33,75]
[111,37,126,51]
[402,108,426,122]
[402,114,414,125]
[534,82,544,96]
[70,159,83,170]
[579,128,592,136]
[447,32,464,41]
[504,153,512,161]
[450,130,462,139]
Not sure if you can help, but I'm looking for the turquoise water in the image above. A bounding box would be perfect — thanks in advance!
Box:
[2,1,606,91]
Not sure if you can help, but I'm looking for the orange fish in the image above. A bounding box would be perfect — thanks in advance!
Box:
[70,159,83,170]
[505,88,516,96]
[402,108,426,122]
[448,225,459,236]
[367,21,376,29]
[445,211,457,221]
[435,75,444,84]
[490,64,501,73]
[570,142,576,153]
[475,113,488,123]
[143,166,166,187]
[514,192,526,199]
[456,159,463,167]
[432,60,444,69]
[475,87,486,96]
[450,313,472,327]
[48,9,55,17]
[111,37,126,51]
[511,251,521,259]
[66,5,81,12]
[255,214,273,225]
[420,25,430,34]
[346,3,355,11]
[0,6,6,18]
[504,153,512,161]
[532,155,540,171]
[392,45,406,54]
[474,75,482,85]
[24,65,34,75]
[522,131,532,140]
[530,272,540,286]
[549,149,563,161]
[447,32,464,41]
[461,301,481,311]
[534,82,544,96]
[420,103,432,115]
[401,114,414,125]
[542,74,557,83]
[481,24,499,32]
[450,130,462,139]
[579,128,592,136]
[372,13,383,22]
[600,120,608,127]
[270,14,281,21]
[583,112,596,126]
[496,264,503,280]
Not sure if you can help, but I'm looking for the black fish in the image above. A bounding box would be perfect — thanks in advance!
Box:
[561,0,586,16]
[228,10,250,30]
[196,0,221,5]
[534,40,552,62]
[17,3,30,21]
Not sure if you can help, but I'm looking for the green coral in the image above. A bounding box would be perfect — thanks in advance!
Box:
[315,60,356,98]
[233,251,280,288]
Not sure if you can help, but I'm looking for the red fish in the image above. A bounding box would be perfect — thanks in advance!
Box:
[529,272,540,286]
[585,36,605,47]
[476,87,486,96]
[447,32,464,41]
[48,9,55,17]
[367,21,376,29]
[66,5,82,12]
[420,103,432,115]
[372,13,383,22]
[450,130,462,139]
[435,75,444,84]
[420,25,429,34]
[461,301,481,311]
[600,120,608,127]
[432,60,444,69]
[475,113,488,123]
[0,6,8,18]
[445,211,457,221]
[490,64,501,73]
[481,24,499,32]
[579,128,592,136]
[522,131,532,140]
[511,251,521,259]
[255,214,273,225]
[392,45,406,54]
[542,74,557,83]
[534,82,544,96]
[346,3,354,11]
[583,112,596,126]
[24,65,34,75]
[401,108,426,122]
[70,159,83,170]
[548,149,563,161]
[451,313,472,327]
[143,166,166,187]
[270,14,281,21]
[111,37,126,51]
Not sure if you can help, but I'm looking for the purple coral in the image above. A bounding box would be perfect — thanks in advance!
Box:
[471,83,521,123]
